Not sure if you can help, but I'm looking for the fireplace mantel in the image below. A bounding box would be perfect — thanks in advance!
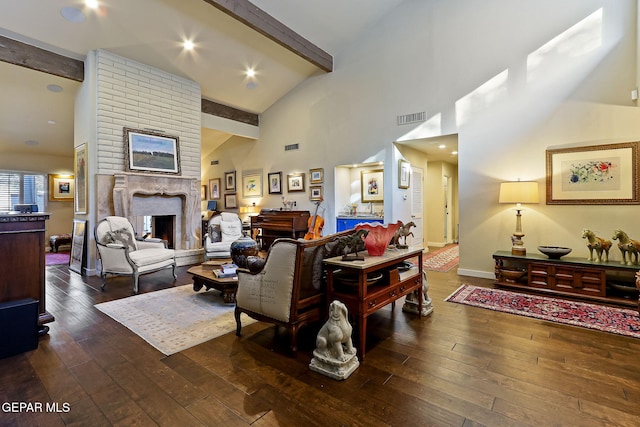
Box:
[112,173,200,250]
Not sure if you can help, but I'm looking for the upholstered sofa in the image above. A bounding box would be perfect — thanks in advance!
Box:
[234,230,352,352]
[204,212,244,259]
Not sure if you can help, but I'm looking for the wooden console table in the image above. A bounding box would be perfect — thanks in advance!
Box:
[493,251,640,311]
[324,247,424,359]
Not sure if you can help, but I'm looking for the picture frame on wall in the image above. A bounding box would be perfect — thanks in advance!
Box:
[310,185,323,201]
[546,141,639,205]
[398,159,411,189]
[309,168,324,184]
[242,170,263,198]
[209,178,221,199]
[287,173,305,192]
[123,127,180,175]
[361,169,384,203]
[268,172,282,194]
[49,174,74,202]
[225,171,236,191]
[224,193,237,209]
[201,185,207,200]
[74,143,88,214]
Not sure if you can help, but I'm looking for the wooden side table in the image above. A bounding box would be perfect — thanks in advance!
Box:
[324,247,424,359]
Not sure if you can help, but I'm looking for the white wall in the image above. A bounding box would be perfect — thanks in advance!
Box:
[209,0,640,277]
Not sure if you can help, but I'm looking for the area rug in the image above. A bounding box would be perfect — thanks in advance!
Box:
[95,285,255,355]
[423,244,459,272]
[46,251,70,266]
[446,285,640,339]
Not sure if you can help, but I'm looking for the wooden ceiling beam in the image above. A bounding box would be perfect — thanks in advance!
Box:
[202,0,333,72]
[202,98,259,126]
[0,35,84,81]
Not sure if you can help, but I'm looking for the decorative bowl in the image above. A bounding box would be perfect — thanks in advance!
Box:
[355,221,401,256]
[500,269,526,282]
[537,246,572,259]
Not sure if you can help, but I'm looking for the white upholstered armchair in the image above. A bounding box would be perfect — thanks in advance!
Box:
[204,212,244,259]
[95,216,177,293]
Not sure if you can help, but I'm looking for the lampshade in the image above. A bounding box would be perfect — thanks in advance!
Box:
[499,181,539,204]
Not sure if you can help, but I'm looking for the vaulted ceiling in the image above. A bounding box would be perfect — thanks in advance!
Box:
[0,0,407,158]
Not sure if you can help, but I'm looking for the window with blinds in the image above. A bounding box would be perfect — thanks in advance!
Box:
[0,171,46,212]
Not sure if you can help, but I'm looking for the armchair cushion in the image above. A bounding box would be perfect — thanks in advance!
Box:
[208,223,222,243]
[102,228,137,252]
[220,220,242,242]
[236,241,297,322]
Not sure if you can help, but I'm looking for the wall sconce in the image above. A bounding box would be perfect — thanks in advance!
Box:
[499,181,539,255]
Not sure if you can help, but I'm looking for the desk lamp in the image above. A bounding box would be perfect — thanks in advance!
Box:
[499,181,539,255]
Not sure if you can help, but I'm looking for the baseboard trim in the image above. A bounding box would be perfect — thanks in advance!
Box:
[456,268,494,280]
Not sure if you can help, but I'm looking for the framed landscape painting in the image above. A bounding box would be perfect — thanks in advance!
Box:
[124,127,180,175]
[546,142,639,204]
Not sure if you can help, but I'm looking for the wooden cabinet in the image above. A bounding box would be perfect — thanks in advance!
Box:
[493,251,639,310]
[0,213,54,332]
[325,247,424,359]
[336,217,383,232]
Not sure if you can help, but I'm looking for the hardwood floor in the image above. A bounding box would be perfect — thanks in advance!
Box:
[1,262,640,426]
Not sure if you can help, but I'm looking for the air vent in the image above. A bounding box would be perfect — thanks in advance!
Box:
[397,112,426,125]
[210,160,219,165]
[284,143,299,151]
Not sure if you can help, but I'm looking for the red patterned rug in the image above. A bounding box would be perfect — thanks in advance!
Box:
[446,285,640,339]
[46,251,70,266]
[423,244,458,272]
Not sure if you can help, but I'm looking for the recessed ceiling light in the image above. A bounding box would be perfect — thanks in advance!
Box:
[452,151,458,155]
[183,40,194,51]
[245,68,256,78]
[85,0,99,9]
[60,6,85,23]
[438,144,446,149]
[25,140,39,146]
[47,84,63,93]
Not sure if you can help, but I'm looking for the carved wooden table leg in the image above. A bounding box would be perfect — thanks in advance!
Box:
[635,271,640,314]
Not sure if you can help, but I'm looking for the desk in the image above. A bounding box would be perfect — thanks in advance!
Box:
[324,247,424,359]
[251,210,310,250]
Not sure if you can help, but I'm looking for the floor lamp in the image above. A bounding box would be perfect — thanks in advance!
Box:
[499,181,539,256]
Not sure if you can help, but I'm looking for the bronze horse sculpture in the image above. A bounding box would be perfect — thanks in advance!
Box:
[581,229,612,263]
[392,221,416,248]
[612,229,640,265]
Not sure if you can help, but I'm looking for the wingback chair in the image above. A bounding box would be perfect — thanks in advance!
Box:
[234,230,350,352]
[95,216,177,293]
[204,212,244,259]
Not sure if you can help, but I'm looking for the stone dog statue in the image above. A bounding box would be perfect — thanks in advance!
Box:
[315,300,356,362]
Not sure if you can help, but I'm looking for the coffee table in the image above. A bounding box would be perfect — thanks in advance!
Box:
[187,264,238,303]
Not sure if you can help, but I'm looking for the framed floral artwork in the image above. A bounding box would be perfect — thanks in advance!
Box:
[361,169,384,203]
[546,142,639,204]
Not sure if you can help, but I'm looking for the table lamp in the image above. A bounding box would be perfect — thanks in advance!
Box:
[499,181,539,255]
